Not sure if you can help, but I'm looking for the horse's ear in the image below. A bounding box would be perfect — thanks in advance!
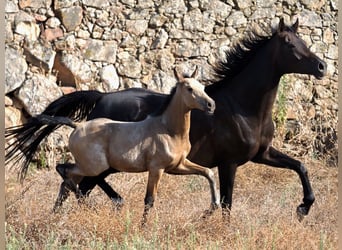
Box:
[191,66,199,79]
[278,17,285,32]
[174,67,184,82]
[292,18,299,32]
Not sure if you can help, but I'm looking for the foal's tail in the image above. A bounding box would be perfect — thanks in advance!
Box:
[5,90,104,181]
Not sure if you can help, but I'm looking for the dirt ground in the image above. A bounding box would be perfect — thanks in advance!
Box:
[5,156,337,249]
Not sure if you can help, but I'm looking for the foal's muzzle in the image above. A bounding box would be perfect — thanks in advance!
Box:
[206,100,216,114]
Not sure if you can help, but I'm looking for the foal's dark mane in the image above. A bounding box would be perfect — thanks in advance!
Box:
[150,71,197,117]
[150,83,177,117]
[206,28,273,92]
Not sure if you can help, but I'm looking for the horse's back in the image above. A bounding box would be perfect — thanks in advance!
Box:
[88,88,167,121]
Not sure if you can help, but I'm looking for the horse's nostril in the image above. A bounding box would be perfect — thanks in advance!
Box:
[318,62,325,72]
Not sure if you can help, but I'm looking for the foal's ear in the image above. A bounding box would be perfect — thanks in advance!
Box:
[278,17,285,32]
[174,67,185,82]
[191,65,199,79]
[292,18,299,32]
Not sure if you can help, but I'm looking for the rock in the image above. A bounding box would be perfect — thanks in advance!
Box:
[151,29,168,49]
[55,53,92,84]
[82,0,110,8]
[5,106,23,128]
[42,28,64,41]
[150,70,177,93]
[163,0,187,15]
[126,20,148,36]
[205,0,232,21]
[149,14,168,28]
[46,17,61,28]
[57,6,83,32]
[250,8,276,20]
[233,0,253,9]
[226,11,247,27]
[299,0,325,10]
[54,0,77,9]
[5,46,28,94]
[183,9,215,33]
[99,65,120,91]
[117,52,142,78]
[174,39,210,58]
[15,74,63,116]
[19,0,52,9]
[5,96,13,106]
[14,21,40,42]
[295,10,322,27]
[5,0,19,13]
[137,0,154,9]
[255,0,276,8]
[326,44,338,60]
[23,41,56,71]
[81,39,117,63]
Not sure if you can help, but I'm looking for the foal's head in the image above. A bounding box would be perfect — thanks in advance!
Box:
[273,17,327,79]
[175,67,215,114]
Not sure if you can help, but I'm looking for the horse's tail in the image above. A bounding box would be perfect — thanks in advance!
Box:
[5,90,104,181]
[32,114,78,129]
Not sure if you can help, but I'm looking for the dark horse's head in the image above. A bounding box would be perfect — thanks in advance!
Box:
[274,18,327,79]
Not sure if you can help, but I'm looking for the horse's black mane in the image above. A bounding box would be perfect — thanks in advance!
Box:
[206,28,274,92]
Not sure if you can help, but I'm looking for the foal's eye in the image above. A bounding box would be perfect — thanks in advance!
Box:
[187,87,193,92]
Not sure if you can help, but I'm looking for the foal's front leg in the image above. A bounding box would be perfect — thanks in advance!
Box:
[167,159,220,213]
[142,169,164,226]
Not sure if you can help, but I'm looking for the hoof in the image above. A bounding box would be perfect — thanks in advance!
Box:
[201,203,219,219]
[111,197,124,211]
[296,204,309,222]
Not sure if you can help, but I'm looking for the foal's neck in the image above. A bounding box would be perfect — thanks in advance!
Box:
[161,88,191,138]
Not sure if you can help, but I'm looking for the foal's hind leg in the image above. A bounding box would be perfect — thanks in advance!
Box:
[167,159,220,215]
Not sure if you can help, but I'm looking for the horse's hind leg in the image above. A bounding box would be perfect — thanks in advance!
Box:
[79,168,124,209]
[53,181,71,212]
[55,163,83,202]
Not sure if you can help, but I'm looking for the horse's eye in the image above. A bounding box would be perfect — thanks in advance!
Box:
[187,87,193,92]
[284,35,290,43]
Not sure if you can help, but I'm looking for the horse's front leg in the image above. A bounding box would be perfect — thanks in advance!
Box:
[142,169,164,226]
[167,159,220,214]
[252,146,315,221]
[218,164,237,221]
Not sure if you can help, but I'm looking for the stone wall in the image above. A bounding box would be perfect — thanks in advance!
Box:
[5,0,338,165]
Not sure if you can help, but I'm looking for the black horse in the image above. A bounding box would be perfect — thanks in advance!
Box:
[6,18,327,220]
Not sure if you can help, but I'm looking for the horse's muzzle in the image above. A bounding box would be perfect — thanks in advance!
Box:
[314,58,327,80]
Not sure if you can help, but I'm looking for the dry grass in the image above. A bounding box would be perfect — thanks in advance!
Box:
[5,157,337,249]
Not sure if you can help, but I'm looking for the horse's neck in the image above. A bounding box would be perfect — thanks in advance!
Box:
[161,90,191,138]
[223,41,282,117]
